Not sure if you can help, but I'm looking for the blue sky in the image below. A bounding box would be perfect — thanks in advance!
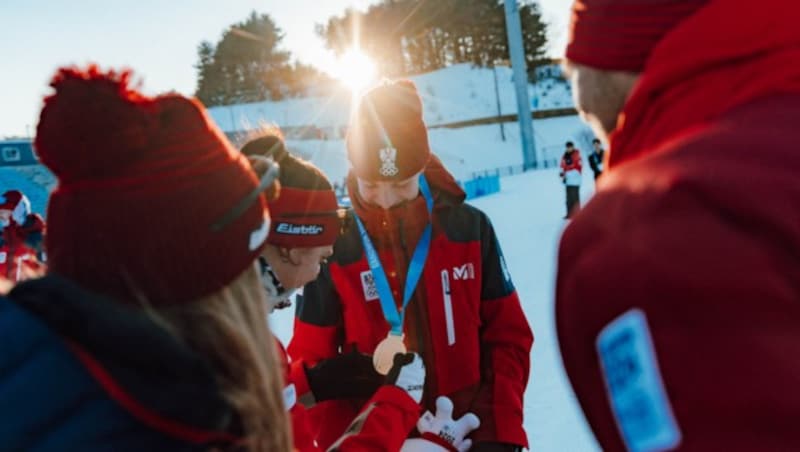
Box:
[0,0,570,138]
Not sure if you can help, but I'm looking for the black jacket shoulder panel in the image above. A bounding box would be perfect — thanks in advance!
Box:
[296,261,343,327]
[329,209,365,267]
[437,202,484,244]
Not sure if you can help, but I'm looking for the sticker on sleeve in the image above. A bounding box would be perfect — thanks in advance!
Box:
[596,309,682,452]
[360,270,379,302]
[0,252,6,264]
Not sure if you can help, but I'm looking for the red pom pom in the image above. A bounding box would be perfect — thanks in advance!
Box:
[34,65,157,184]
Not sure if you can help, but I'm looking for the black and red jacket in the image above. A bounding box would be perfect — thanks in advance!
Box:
[288,157,533,449]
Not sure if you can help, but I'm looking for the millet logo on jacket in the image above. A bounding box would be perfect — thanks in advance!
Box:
[276,223,324,235]
[452,263,475,281]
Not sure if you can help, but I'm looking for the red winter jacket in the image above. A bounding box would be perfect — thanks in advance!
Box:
[288,156,533,449]
[277,342,420,451]
[0,214,46,282]
[557,1,800,451]
[559,149,582,174]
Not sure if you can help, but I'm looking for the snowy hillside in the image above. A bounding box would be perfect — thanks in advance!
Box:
[207,63,574,134]
[286,116,593,184]
[271,167,602,452]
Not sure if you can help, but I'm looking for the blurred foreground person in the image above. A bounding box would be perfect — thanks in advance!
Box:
[558,0,800,450]
[0,66,291,451]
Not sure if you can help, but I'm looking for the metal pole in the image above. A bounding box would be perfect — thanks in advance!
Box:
[503,0,537,169]
[492,65,506,141]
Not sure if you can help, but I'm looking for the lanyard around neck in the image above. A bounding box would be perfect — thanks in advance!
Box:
[354,175,434,335]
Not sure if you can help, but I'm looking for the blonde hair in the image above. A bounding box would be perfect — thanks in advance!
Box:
[152,263,292,452]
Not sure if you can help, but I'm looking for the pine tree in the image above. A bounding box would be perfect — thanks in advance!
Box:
[317,0,549,77]
[194,11,332,106]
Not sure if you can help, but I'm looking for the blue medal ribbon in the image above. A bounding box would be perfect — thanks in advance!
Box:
[354,175,434,336]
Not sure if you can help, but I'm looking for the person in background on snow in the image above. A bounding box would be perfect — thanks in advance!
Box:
[240,130,479,452]
[559,141,582,218]
[587,138,605,180]
[557,0,800,450]
[1,65,293,451]
[0,189,46,282]
[289,80,533,452]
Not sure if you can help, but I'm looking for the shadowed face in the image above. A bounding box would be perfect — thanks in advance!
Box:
[357,173,421,210]
[565,61,640,143]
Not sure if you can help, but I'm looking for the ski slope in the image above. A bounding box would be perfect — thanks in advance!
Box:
[271,167,602,451]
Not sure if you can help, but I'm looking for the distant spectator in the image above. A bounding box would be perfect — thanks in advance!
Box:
[587,138,605,180]
[559,141,582,218]
[0,190,45,282]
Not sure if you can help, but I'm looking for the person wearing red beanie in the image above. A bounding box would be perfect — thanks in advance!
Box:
[0,189,46,283]
[241,129,481,452]
[289,80,533,451]
[0,65,293,451]
[559,0,800,450]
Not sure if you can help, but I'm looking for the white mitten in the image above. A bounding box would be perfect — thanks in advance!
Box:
[385,352,426,404]
[401,396,481,452]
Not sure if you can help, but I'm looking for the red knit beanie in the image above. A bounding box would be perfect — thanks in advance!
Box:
[35,65,270,306]
[241,132,341,249]
[346,80,431,181]
[566,0,710,72]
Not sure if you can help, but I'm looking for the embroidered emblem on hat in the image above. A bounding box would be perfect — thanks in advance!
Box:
[379,146,399,177]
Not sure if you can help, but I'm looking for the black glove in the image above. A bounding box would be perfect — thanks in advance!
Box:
[305,350,383,402]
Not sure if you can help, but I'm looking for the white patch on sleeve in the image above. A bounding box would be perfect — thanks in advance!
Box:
[596,309,682,452]
[0,252,6,264]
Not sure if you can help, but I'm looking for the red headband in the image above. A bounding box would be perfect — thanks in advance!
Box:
[266,187,340,248]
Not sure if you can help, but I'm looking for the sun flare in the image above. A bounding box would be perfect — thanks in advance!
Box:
[332,49,376,93]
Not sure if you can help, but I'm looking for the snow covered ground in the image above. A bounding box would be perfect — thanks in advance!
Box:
[271,166,602,451]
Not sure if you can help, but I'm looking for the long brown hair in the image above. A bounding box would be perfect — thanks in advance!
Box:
[152,263,292,451]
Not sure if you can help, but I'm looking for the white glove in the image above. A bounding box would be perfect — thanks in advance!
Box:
[385,352,425,404]
[401,396,480,452]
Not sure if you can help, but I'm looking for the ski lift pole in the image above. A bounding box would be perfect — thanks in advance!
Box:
[504,0,538,169]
